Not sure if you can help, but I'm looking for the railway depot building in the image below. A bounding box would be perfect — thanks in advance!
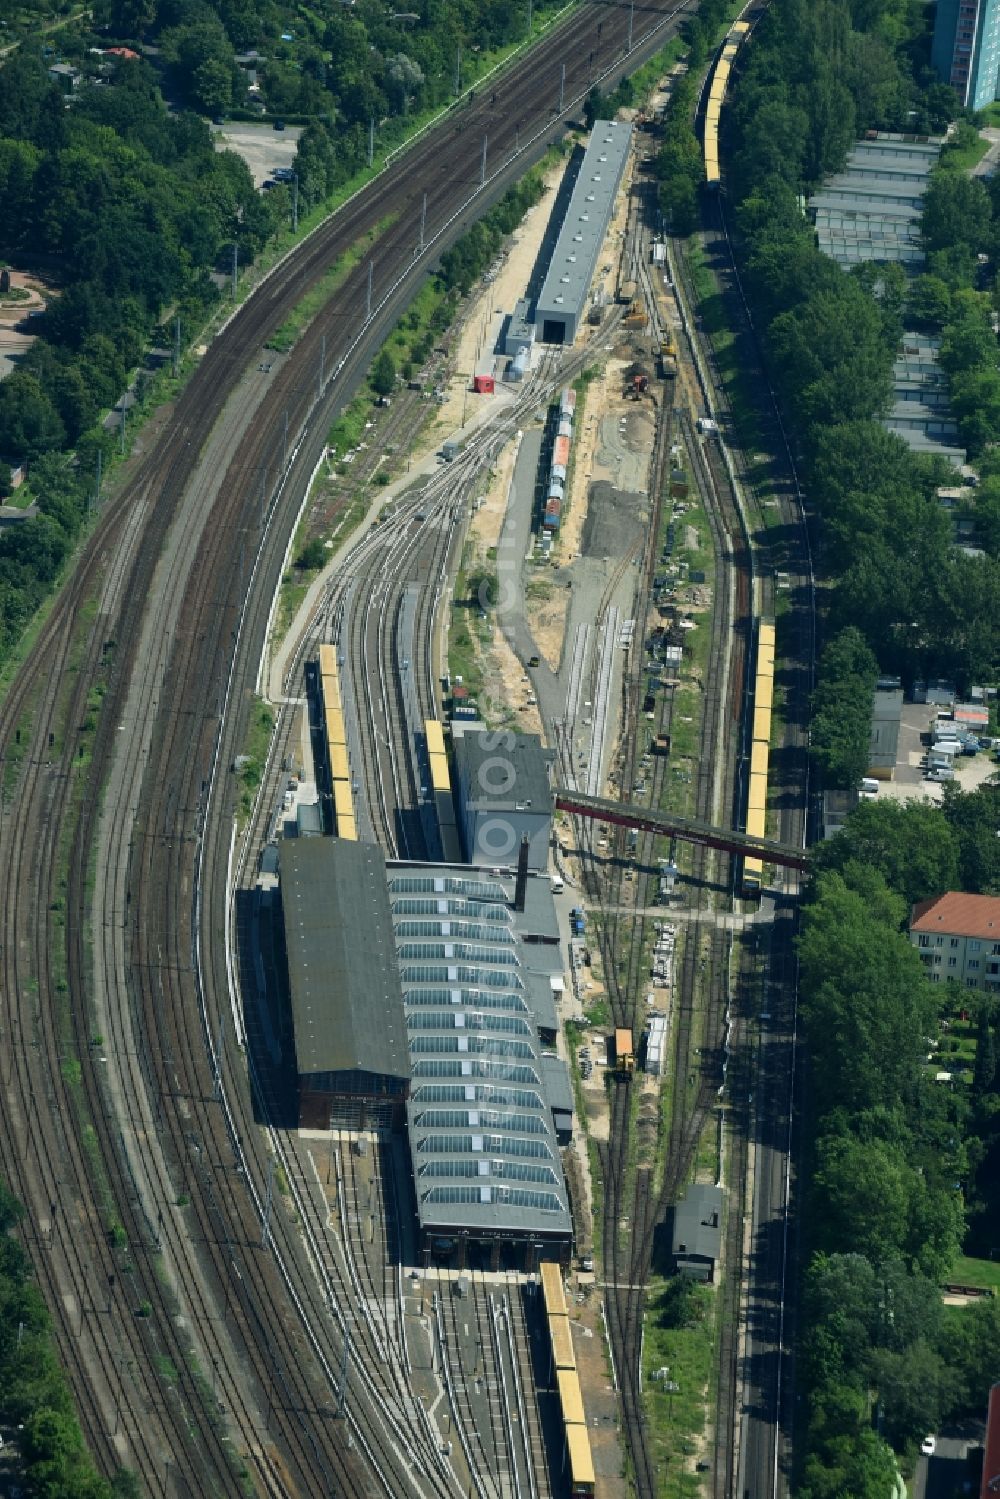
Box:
[533,119,632,344]
[280,839,575,1269]
[453,731,554,871]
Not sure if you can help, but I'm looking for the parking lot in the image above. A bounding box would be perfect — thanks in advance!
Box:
[210,121,302,189]
[875,702,997,805]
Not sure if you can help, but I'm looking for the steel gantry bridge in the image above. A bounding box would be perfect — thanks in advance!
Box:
[553,788,810,871]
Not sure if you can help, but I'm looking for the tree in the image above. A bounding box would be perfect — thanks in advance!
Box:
[871,1340,955,1448]
[810,626,878,787]
[922,172,992,256]
[0,374,65,460]
[908,274,952,327]
[659,175,698,237]
[583,87,604,131]
[974,1009,997,1099]
[812,799,960,908]
[384,54,424,115]
[371,350,396,398]
[941,782,1000,893]
[811,1132,914,1263]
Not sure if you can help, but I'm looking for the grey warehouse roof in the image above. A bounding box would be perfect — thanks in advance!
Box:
[454,730,554,814]
[808,131,942,272]
[389,863,572,1240]
[534,120,632,337]
[673,1183,723,1261]
[281,840,409,1080]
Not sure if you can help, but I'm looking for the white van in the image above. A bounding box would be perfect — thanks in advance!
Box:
[860,778,879,795]
[550,875,565,894]
[926,765,955,782]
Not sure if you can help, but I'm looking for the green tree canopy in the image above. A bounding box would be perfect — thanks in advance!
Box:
[810,626,878,787]
[812,799,960,907]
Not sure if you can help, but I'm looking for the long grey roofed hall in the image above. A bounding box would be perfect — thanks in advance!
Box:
[281,839,409,1079]
[534,119,632,344]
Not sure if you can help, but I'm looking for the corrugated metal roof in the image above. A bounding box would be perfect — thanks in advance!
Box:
[535,120,632,335]
[281,840,409,1079]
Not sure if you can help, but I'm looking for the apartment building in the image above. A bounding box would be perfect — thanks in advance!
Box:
[910,891,1000,991]
[932,0,1000,110]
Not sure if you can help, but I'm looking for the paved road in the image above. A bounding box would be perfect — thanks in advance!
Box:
[913,1427,982,1499]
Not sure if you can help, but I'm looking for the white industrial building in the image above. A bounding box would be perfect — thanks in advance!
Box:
[534,119,632,344]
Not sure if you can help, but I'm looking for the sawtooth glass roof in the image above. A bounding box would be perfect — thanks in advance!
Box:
[388,865,572,1241]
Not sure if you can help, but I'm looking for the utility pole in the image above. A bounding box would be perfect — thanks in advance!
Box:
[454,44,461,96]
[119,404,126,456]
[213,1018,224,1103]
[366,262,373,321]
[173,315,181,378]
[282,410,289,470]
[262,1155,274,1251]
[338,1320,351,1420]
[559,62,565,112]
[480,134,488,188]
[318,333,326,399]
[291,172,299,233]
[231,240,238,299]
[527,0,532,35]
[368,115,375,168]
[94,449,102,509]
[419,192,427,254]
[628,0,635,52]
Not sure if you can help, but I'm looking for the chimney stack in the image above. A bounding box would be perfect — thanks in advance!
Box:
[514,835,530,912]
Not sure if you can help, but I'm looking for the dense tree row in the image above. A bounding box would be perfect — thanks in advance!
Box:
[437,169,546,296]
[808,627,878,788]
[707,0,1000,714]
[796,792,1000,1494]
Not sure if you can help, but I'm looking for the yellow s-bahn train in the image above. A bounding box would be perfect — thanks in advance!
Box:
[316,644,356,840]
[540,1262,595,1497]
[704,18,750,187]
[743,617,774,896]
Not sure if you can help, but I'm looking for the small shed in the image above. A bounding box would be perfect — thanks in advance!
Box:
[473,373,495,395]
[672,1183,723,1281]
